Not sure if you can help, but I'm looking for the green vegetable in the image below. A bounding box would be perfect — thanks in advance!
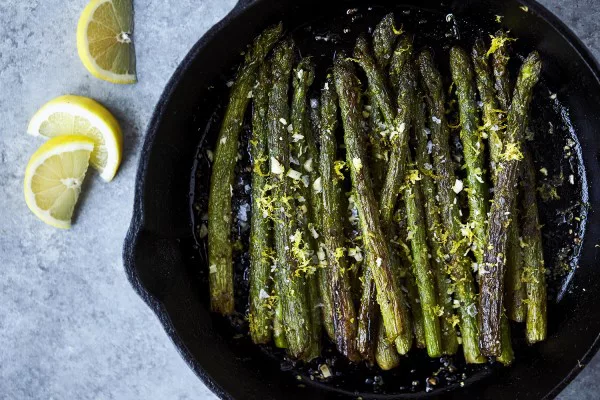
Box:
[521,148,547,344]
[488,38,527,323]
[268,39,313,359]
[417,49,484,364]
[318,73,360,361]
[449,46,488,264]
[357,268,378,363]
[479,51,542,356]
[334,55,412,348]
[373,13,398,72]
[291,57,321,361]
[355,35,414,229]
[249,61,274,344]
[404,155,443,357]
[208,24,283,314]
[472,39,515,362]
[375,320,401,370]
[406,270,426,350]
[274,292,288,348]
[492,31,513,111]
[413,91,459,355]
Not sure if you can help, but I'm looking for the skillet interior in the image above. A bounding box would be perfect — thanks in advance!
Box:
[124,0,600,398]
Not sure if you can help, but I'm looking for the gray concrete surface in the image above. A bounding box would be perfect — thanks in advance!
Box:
[0,0,598,399]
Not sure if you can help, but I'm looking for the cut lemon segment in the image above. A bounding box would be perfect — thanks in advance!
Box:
[77,0,136,84]
[24,136,95,229]
[27,95,123,182]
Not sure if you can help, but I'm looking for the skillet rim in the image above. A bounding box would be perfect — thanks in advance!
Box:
[122,0,600,398]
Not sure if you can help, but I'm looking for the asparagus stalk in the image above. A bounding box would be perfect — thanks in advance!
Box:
[373,13,398,72]
[521,148,547,344]
[404,161,443,357]
[393,210,423,352]
[492,31,513,113]
[357,267,378,363]
[353,36,395,127]
[267,39,314,359]
[319,73,360,361]
[274,293,288,348]
[479,52,542,356]
[314,81,336,341]
[406,269,427,350]
[413,91,459,355]
[488,39,527,322]
[417,49,484,364]
[375,320,401,370]
[334,55,411,347]
[472,39,515,365]
[249,61,274,344]
[449,46,488,264]
[291,57,322,361]
[208,24,282,314]
[366,105,387,196]
[357,29,410,358]
[354,35,414,227]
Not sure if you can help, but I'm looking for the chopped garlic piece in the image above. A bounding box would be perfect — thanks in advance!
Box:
[287,168,302,180]
[313,177,323,193]
[270,157,284,175]
[453,179,464,194]
[303,158,313,172]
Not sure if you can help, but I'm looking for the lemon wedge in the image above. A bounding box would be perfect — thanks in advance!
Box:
[24,136,95,229]
[27,95,123,182]
[77,0,136,84]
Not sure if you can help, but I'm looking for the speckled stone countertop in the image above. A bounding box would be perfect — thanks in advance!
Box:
[1,1,599,399]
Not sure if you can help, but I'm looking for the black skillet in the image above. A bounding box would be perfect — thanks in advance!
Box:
[123,0,600,398]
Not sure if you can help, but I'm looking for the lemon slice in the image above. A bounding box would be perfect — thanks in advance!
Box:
[77,0,136,84]
[24,136,95,229]
[27,95,123,182]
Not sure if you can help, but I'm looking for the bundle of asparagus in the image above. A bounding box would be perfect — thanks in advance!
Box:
[207,17,546,368]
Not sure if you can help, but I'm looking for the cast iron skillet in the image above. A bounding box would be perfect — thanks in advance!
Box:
[123,0,600,398]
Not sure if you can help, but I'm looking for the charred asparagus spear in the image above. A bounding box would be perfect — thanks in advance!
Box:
[375,320,401,370]
[274,293,288,348]
[354,35,414,228]
[208,24,282,314]
[291,57,322,361]
[357,267,378,363]
[521,148,547,344]
[413,91,459,355]
[449,46,488,264]
[334,55,411,347]
[373,13,398,73]
[472,39,515,365]
[268,39,314,359]
[314,79,337,341]
[404,155,443,357]
[418,49,484,364]
[489,39,527,322]
[492,31,513,113]
[319,73,360,361]
[249,61,274,344]
[479,52,542,356]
